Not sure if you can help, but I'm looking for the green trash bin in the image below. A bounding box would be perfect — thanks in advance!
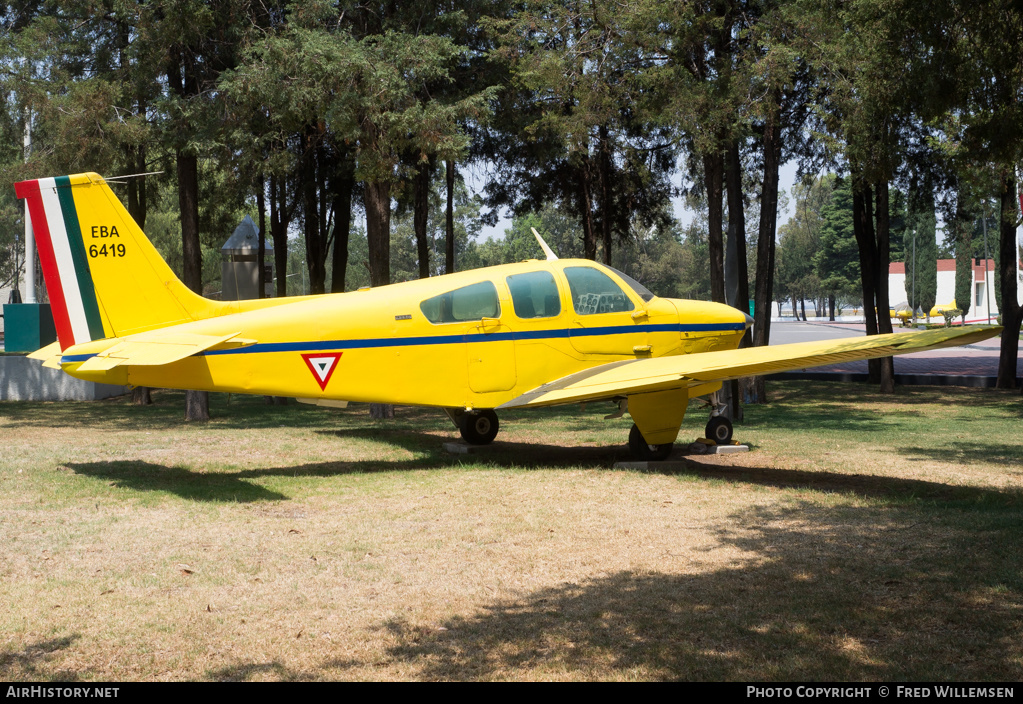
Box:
[3,303,57,353]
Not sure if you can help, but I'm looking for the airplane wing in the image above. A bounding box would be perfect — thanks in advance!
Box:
[498,325,1002,408]
[75,331,256,372]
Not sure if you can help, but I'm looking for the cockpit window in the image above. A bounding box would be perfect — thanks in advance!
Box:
[506,271,561,319]
[563,266,635,315]
[603,265,654,302]
[420,281,500,324]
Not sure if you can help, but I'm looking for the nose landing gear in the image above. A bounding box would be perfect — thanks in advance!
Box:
[705,415,733,444]
[704,391,733,444]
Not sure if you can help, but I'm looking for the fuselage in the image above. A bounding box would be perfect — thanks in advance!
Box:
[58,259,750,409]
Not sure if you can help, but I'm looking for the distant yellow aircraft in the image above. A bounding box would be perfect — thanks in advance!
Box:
[930,301,959,318]
[16,174,1001,459]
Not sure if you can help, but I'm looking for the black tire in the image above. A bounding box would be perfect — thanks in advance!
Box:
[460,409,499,445]
[705,416,733,445]
[628,424,673,461]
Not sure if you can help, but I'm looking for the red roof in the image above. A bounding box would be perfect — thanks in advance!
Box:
[889,258,994,276]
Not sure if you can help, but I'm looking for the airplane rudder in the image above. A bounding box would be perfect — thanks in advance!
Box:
[14,175,105,350]
[17,173,220,344]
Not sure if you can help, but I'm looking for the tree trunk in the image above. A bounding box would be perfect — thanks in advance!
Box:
[365,180,391,288]
[126,143,151,404]
[724,140,749,329]
[330,154,355,293]
[445,159,455,274]
[257,173,266,299]
[414,156,431,279]
[185,390,209,422]
[875,180,895,393]
[178,152,201,296]
[259,175,286,404]
[126,144,147,230]
[749,103,781,403]
[270,175,289,298]
[598,124,614,265]
[853,183,881,384]
[996,170,1021,389]
[703,151,726,304]
[724,139,749,416]
[370,404,395,419]
[177,149,209,422]
[131,386,152,405]
[302,125,326,295]
[954,192,974,325]
[577,157,597,261]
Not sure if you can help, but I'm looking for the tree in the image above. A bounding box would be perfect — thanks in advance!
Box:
[391,170,485,281]
[950,189,975,324]
[613,211,713,302]
[917,0,1023,389]
[482,0,675,265]
[814,177,859,319]
[904,184,938,317]
[776,220,822,322]
[798,0,943,392]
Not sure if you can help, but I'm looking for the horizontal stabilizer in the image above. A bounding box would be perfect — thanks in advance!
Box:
[499,325,1002,409]
[28,341,64,369]
[75,331,255,371]
[42,355,65,370]
[27,341,62,361]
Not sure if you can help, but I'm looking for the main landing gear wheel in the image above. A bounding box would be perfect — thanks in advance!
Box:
[460,409,499,445]
[705,416,733,445]
[628,424,673,461]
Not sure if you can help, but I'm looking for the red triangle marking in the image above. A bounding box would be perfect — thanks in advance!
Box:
[301,352,343,391]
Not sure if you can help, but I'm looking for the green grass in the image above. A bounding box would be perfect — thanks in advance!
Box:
[1,382,1022,681]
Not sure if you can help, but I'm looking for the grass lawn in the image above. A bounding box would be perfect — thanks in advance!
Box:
[1,381,1021,681]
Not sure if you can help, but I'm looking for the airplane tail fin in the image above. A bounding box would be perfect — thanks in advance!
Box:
[15,173,223,351]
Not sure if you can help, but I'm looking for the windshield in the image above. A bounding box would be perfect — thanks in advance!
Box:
[602,265,655,302]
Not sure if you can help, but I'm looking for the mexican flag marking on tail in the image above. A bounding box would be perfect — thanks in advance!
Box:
[15,176,106,349]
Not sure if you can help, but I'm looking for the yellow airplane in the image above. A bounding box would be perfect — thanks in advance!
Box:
[17,173,1001,459]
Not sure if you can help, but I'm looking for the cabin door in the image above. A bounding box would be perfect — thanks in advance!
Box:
[467,318,517,393]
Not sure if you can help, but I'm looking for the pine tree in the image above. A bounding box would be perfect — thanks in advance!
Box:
[815,178,860,316]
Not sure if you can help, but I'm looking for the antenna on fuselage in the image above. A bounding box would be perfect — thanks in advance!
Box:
[531,227,559,261]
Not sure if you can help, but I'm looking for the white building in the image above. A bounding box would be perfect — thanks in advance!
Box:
[888,258,1002,322]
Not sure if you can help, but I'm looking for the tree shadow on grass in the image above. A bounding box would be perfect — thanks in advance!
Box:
[745,404,891,433]
[0,635,84,681]
[381,501,1023,681]
[67,461,290,502]
[765,380,1023,412]
[896,442,1023,469]
[677,457,1023,508]
[207,661,312,682]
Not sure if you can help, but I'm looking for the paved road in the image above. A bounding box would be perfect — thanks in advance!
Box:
[768,321,1019,379]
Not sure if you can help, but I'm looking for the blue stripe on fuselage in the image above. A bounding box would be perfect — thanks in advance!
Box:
[60,322,745,363]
